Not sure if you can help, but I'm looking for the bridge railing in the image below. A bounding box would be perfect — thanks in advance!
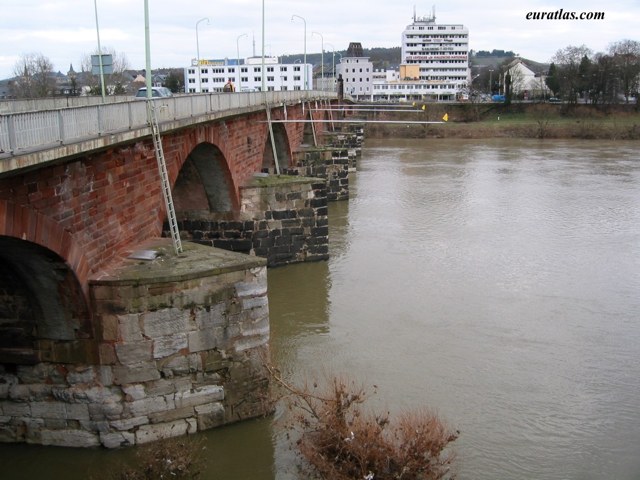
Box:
[0,91,335,157]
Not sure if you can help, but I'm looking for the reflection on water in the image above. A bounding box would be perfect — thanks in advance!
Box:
[1,138,639,479]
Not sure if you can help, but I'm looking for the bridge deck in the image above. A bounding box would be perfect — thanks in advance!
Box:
[0,91,336,175]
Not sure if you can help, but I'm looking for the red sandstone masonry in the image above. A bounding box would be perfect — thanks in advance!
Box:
[0,102,317,293]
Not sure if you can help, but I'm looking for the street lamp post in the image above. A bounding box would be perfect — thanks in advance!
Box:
[93,0,106,102]
[325,42,335,87]
[489,69,494,95]
[195,17,209,93]
[236,33,247,91]
[313,31,324,91]
[291,15,307,90]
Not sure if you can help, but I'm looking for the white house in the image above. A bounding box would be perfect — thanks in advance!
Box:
[335,43,374,100]
[502,58,549,99]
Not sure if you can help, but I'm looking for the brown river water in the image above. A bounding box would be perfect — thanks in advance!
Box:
[1,138,639,479]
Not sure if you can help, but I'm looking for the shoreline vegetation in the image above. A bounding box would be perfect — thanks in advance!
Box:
[361,103,640,140]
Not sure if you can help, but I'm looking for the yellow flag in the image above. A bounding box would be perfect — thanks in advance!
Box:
[422,105,426,111]
[412,102,416,107]
[442,113,449,122]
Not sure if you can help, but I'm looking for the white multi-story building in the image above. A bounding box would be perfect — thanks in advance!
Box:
[336,43,374,100]
[184,56,312,93]
[341,9,470,102]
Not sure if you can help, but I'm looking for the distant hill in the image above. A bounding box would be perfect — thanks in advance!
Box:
[281,47,546,71]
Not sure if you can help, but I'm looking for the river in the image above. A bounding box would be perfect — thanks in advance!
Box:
[1,138,639,479]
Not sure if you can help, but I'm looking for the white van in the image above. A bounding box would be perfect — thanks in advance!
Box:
[134,87,173,98]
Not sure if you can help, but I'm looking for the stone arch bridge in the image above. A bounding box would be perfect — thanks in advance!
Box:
[0,92,362,447]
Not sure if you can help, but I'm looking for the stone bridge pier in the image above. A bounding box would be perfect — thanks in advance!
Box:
[0,97,362,448]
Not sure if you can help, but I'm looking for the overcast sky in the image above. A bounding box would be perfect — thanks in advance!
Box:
[1,0,638,79]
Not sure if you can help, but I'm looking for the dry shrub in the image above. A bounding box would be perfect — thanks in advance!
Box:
[270,367,458,480]
[99,436,206,480]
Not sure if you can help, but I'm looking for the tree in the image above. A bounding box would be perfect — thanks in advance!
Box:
[164,70,185,93]
[11,52,55,98]
[577,55,593,101]
[80,47,130,95]
[609,39,640,103]
[545,63,560,96]
[551,44,593,104]
[590,53,618,104]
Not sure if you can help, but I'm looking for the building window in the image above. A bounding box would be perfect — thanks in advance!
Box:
[267,76,274,82]
[254,77,261,82]
[267,67,274,72]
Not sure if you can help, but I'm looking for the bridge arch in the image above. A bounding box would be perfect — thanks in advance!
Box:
[172,142,236,215]
[0,235,91,365]
[262,122,292,173]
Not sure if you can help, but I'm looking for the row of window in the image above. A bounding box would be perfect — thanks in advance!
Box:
[343,77,466,85]
[343,67,371,73]
[405,44,467,49]
[405,34,468,39]
[187,85,304,93]
[410,25,465,30]
[405,50,467,58]
[373,84,461,90]
[188,76,302,83]
[187,66,302,75]
[405,60,468,64]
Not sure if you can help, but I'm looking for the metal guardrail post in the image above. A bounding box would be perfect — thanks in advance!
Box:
[57,110,65,145]
[127,102,133,130]
[97,105,104,136]
[7,116,16,154]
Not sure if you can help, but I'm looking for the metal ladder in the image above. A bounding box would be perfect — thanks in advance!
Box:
[146,101,183,254]
[265,105,281,175]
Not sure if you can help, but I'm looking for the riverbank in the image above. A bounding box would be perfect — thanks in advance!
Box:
[362,103,640,140]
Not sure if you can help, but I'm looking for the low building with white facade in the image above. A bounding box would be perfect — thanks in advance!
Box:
[184,56,312,93]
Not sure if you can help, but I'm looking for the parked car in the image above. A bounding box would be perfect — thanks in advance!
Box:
[134,87,173,98]
[548,97,562,103]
